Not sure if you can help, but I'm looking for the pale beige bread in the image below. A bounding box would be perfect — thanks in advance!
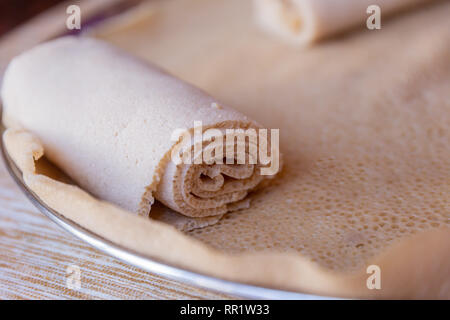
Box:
[3,127,450,299]
[1,36,278,231]
[254,0,432,44]
[2,0,450,298]
[90,0,448,296]
[0,0,125,75]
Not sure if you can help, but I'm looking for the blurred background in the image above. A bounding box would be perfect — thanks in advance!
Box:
[0,0,65,36]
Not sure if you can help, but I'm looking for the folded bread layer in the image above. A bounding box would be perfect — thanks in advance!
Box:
[254,0,431,44]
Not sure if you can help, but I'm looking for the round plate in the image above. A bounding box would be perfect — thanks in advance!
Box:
[0,116,336,300]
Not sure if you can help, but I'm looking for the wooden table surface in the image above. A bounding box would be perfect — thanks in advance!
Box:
[0,0,234,300]
[0,147,235,300]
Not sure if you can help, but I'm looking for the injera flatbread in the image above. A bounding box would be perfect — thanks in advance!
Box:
[1,0,449,298]
[254,0,432,44]
[1,36,280,231]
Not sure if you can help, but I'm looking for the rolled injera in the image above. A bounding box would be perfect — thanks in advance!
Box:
[254,0,431,44]
[1,36,279,227]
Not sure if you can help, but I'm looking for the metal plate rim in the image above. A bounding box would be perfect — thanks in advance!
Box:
[0,122,337,300]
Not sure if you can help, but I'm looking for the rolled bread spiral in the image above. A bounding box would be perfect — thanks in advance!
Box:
[1,37,279,220]
[254,0,430,45]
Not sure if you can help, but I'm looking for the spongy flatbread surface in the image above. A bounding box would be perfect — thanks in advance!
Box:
[93,0,450,273]
[1,36,276,227]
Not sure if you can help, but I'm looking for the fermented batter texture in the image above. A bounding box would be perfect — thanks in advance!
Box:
[94,0,449,294]
[254,0,431,44]
[1,37,278,230]
[2,0,449,298]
